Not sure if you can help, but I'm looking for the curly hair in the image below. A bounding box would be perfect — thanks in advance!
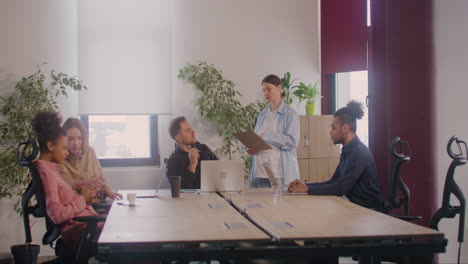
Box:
[334,100,364,133]
[32,111,66,152]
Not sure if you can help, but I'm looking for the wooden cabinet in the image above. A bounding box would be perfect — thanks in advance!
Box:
[298,115,340,183]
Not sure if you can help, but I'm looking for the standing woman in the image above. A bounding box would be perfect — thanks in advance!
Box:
[248,74,300,187]
[32,111,101,242]
[58,117,122,201]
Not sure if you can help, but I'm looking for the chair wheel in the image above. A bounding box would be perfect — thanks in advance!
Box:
[54,238,65,258]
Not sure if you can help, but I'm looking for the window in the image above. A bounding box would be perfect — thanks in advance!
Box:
[336,71,369,146]
[81,115,159,167]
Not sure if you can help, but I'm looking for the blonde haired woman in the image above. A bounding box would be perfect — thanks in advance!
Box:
[58,117,122,201]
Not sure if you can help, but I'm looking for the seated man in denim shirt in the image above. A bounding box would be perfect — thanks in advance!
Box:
[288,101,384,211]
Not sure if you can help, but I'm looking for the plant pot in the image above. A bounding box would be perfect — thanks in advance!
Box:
[11,244,40,264]
[305,103,315,115]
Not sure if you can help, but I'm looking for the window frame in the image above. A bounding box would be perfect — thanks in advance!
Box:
[80,115,160,167]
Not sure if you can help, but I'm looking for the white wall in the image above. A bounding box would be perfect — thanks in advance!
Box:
[434,1,468,263]
[0,0,78,259]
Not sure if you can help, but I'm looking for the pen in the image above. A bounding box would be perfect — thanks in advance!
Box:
[186,146,200,152]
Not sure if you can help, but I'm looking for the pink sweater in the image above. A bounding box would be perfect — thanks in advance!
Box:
[35,160,100,242]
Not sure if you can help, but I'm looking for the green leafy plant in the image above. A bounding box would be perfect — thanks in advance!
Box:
[178,62,266,174]
[293,80,320,104]
[0,64,86,212]
[280,72,297,105]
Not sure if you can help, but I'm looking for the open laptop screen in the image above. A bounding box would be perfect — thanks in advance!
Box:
[200,160,244,192]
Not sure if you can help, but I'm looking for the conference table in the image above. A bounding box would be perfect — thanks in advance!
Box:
[97,189,446,264]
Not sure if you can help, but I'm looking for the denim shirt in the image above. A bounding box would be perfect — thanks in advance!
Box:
[306,136,384,210]
[249,101,300,186]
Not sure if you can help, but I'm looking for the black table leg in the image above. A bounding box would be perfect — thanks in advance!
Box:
[358,256,381,264]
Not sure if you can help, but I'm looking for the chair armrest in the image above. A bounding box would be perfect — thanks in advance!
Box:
[92,201,111,209]
[91,201,108,209]
[92,201,112,214]
[94,208,107,214]
[391,215,422,221]
[73,215,107,224]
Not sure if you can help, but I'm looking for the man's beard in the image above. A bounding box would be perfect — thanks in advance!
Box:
[333,137,343,145]
[183,138,196,145]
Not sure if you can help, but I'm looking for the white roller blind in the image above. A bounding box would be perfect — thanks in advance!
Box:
[78,0,172,115]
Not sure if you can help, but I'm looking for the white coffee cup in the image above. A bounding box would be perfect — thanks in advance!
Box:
[126,193,137,206]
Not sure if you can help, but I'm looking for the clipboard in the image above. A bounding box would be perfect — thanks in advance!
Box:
[233,131,272,151]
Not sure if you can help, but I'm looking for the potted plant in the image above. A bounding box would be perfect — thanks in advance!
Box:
[293,80,320,115]
[0,64,86,263]
[10,244,40,264]
[178,61,266,176]
[280,72,297,105]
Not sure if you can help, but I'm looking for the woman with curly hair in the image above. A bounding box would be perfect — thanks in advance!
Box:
[32,111,102,243]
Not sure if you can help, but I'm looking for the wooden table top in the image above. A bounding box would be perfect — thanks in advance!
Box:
[100,188,443,245]
[223,188,444,241]
[99,190,270,244]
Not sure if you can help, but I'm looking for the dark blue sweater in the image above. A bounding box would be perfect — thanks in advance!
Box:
[307,136,384,210]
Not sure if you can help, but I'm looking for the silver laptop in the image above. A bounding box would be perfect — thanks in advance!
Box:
[200,160,244,192]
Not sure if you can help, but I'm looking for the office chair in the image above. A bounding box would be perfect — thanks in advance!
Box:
[18,138,106,264]
[383,137,421,221]
[431,136,467,264]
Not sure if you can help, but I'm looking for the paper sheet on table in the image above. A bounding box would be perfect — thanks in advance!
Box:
[233,131,272,151]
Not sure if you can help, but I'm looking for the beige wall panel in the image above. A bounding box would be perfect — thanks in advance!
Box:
[308,115,340,158]
[298,159,310,183]
[297,115,309,159]
[308,159,330,183]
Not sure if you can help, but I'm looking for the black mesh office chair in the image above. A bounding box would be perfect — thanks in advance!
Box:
[383,137,421,221]
[431,136,467,264]
[18,138,106,264]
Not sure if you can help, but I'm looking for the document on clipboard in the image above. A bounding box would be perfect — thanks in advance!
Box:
[233,131,272,151]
